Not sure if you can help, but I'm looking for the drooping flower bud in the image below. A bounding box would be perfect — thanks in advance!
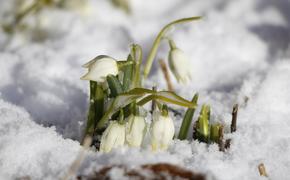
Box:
[168,40,192,84]
[125,115,147,147]
[99,121,125,153]
[81,55,118,83]
[150,111,175,151]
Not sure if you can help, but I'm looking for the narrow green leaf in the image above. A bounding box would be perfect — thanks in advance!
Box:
[178,93,198,140]
[156,91,195,108]
[96,87,196,129]
[197,104,210,142]
[210,124,222,143]
[136,94,155,106]
[126,87,155,94]
[137,94,195,108]
[107,75,123,97]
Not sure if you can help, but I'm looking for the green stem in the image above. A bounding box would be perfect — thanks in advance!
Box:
[131,44,143,87]
[85,81,96,136]
[84,82,104,141]
[117,60,134,69]
[131,102,139,116]
[122,55,134,91]
[161,104,169,116]
[94,85,104,129]
[143,16,201,78]
[168,38,177,50]
[118,109,125,124]
[178,93,198,140]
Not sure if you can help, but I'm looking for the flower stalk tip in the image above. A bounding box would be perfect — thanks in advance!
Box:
[143,16,201,79]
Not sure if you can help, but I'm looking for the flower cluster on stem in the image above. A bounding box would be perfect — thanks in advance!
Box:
[80,17,234,154]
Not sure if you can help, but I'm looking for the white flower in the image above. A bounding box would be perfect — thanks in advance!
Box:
[168,48,192,84]
[150,112,175,151]
[125,115,147,147]
[81,55,118,83]
[99,121,125,153]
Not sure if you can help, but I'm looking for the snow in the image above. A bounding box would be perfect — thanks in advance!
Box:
[0,0,290,179]
[0,99,80,179]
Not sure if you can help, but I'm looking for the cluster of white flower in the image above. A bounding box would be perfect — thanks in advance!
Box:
[98,111,174,152]
[80,17,203,153]
[81,56,175,152]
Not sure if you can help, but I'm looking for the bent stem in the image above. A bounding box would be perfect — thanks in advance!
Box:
[143,16,201,79]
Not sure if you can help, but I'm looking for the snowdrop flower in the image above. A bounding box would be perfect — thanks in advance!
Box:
[81,55,118,83]
[168,40,192,84]
[100,121,125,153]
[125,115,147,147]
[150,111,175,151]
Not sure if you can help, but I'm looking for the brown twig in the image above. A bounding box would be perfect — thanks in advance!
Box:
[258,163,268,177]
[218,125,225,152]
[231,104,238,133]
[225,139,231,149]
[151,86,157,113]
[192,121,198,140]
[159,59,174,91]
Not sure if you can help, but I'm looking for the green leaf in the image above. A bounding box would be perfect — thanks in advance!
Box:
[178,93,198,140]
[96,93,144,129]
[96,88,196,129]
[128,87,155,94]
[210,124,222,143]
[107,75,124,97]
[136,91,196,108]
[196,104,210,142]
[156,91,195,108]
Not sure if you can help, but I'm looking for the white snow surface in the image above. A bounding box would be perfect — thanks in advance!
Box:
[0,0,290,179]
